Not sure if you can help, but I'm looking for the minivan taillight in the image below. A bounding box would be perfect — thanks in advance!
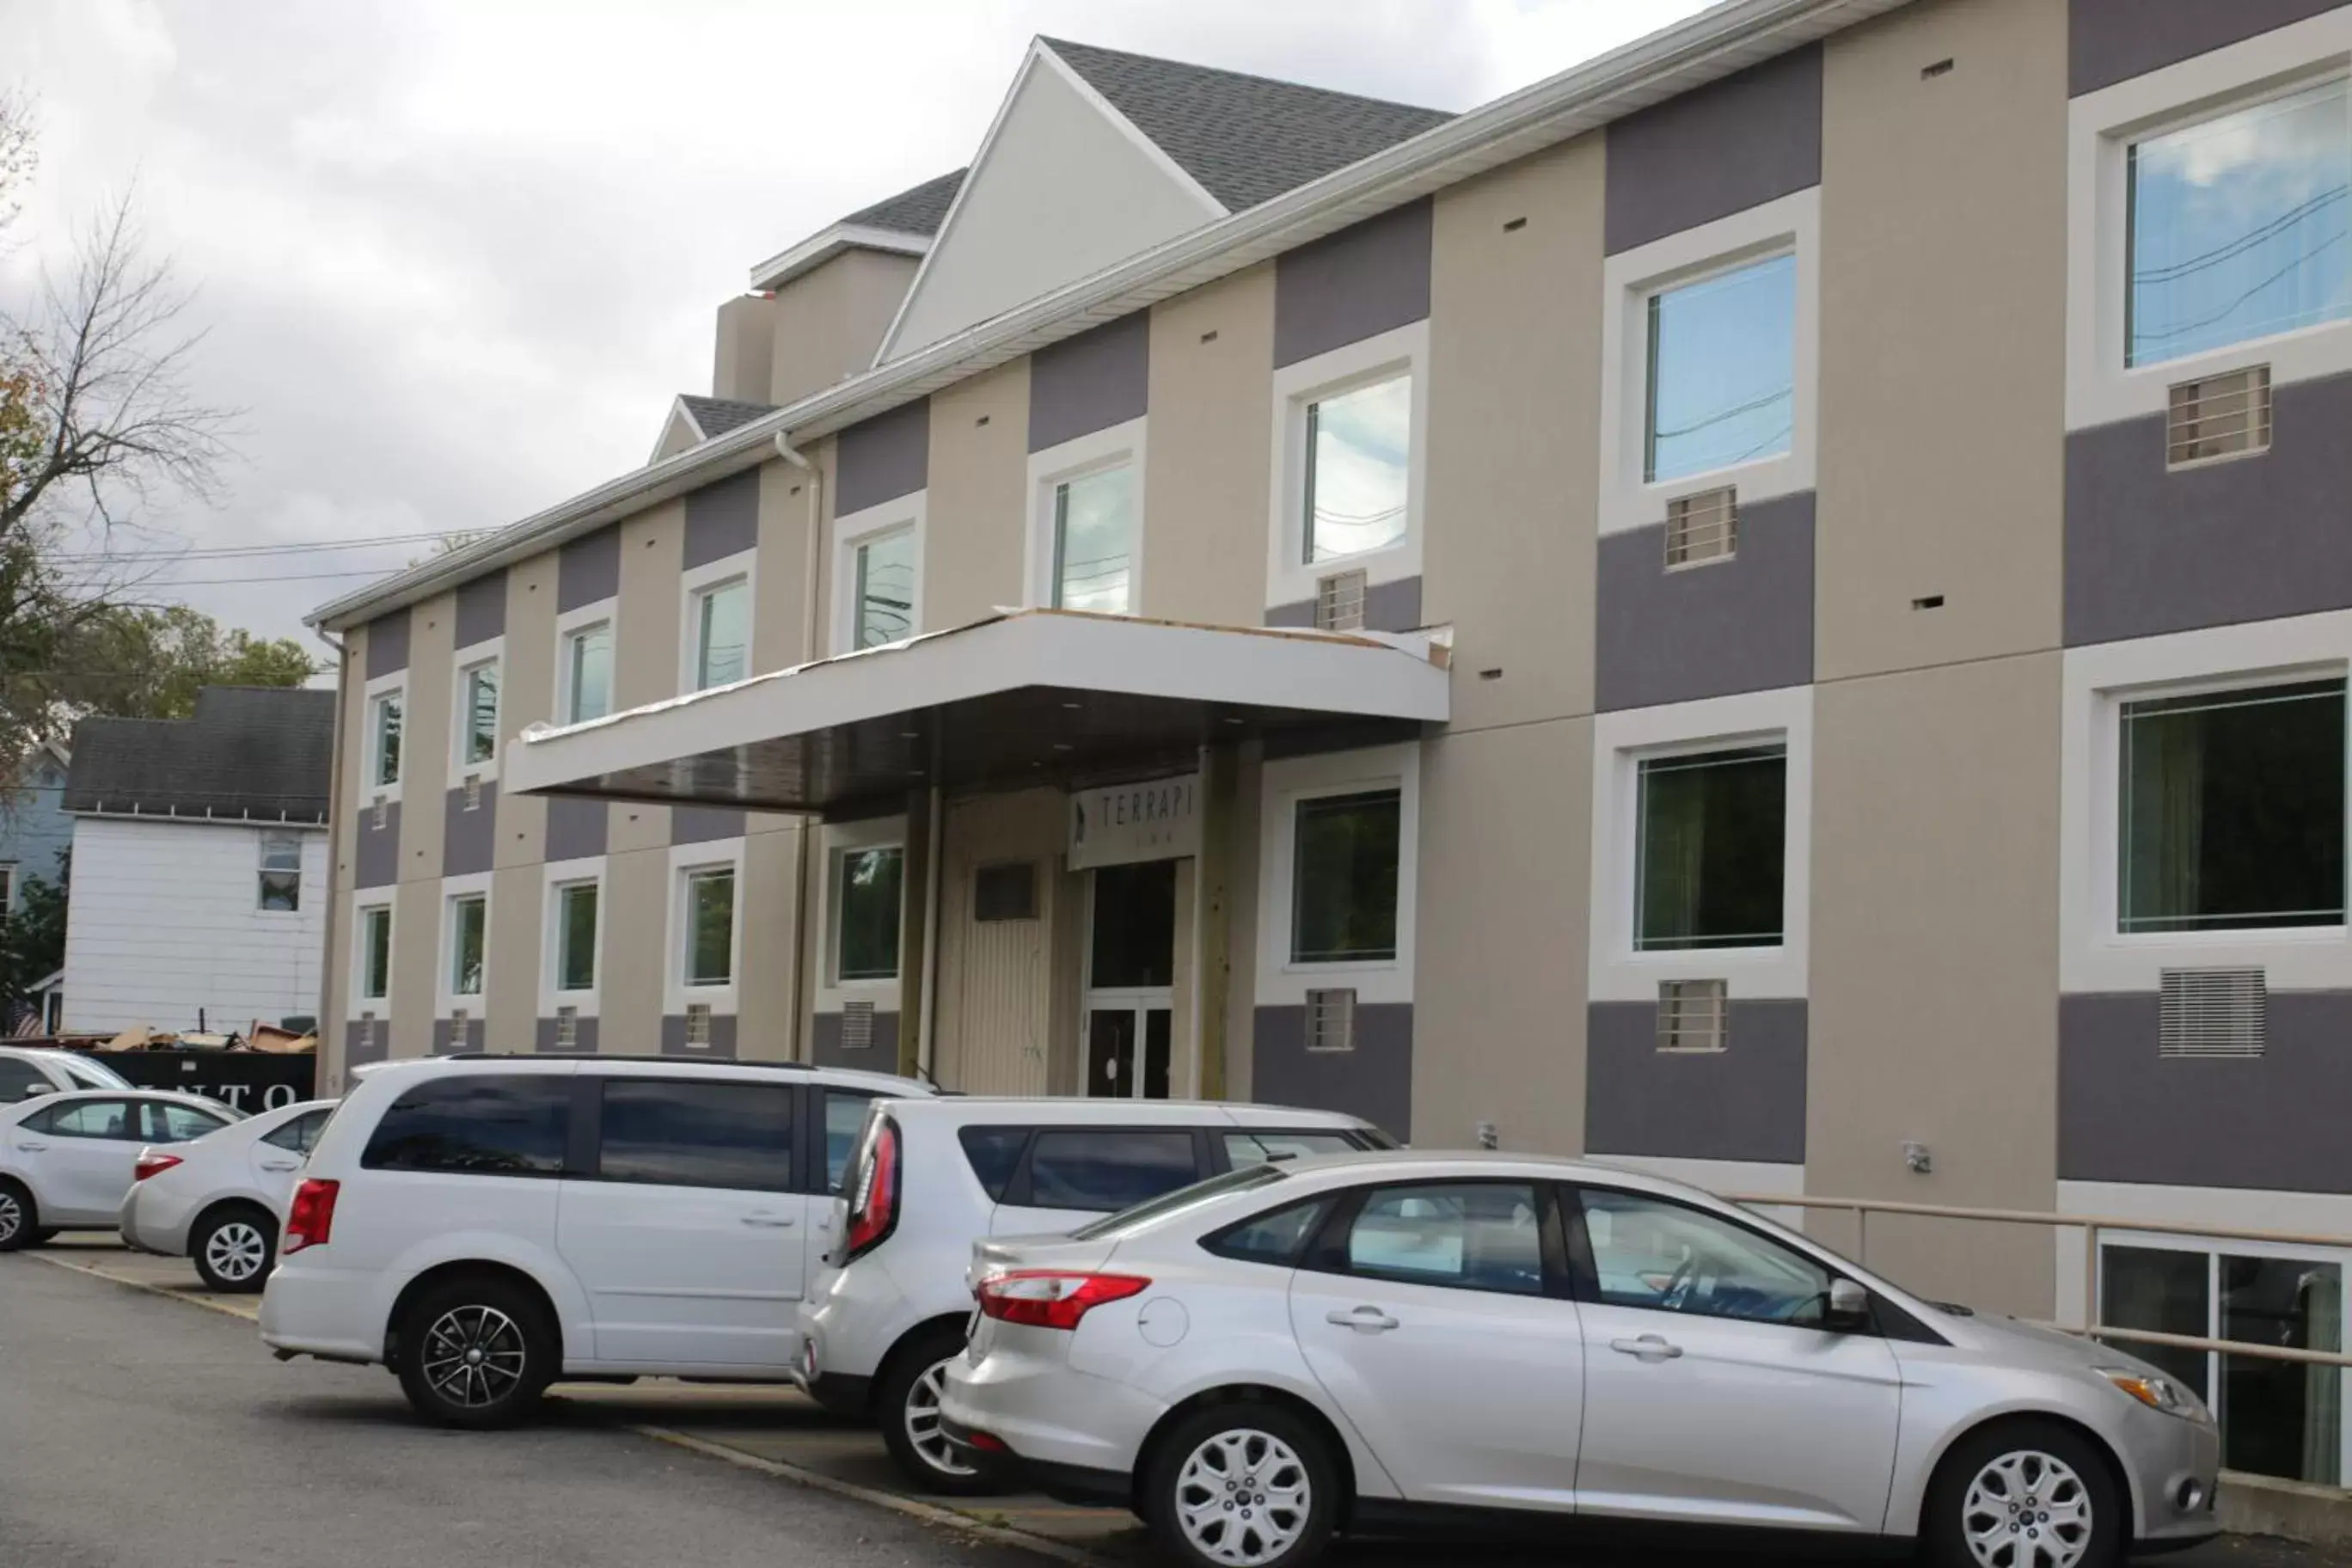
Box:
[842,1119,899,1262]
[133,1152,183,1182]
[977,1271,1151,1331]
[284,1178,339,1253]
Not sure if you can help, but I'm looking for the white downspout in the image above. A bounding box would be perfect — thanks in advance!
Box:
[774,432,823,1063]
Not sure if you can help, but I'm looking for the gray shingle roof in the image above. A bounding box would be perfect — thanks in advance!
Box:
[1040,39,1455,214]
[679,395,776,439]
[64,687,337,823]
[840,169,969,236]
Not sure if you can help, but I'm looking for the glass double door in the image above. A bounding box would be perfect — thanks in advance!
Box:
[1085,860,1175,1099]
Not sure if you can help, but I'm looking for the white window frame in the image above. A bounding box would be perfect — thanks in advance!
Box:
[666,836,745,1018]
[830,495,926,657]
[1255,742,1419,1008]
[361,671,406,803]
[679,549,757,693]
[0,861,17,914]
[351,901,395,1014]
[554,597,618,727]
[1589,684,1812,1003]
[1026,417,1147,615]
[437,872,493,1017]
[2061,609,2352,994]
[450,638,504,783]
[256,832,303,914]
[539,855,605,1019]
[2067,12,2352,432]
[815,817,905,1014]
[1599,187,1818,540]
[1265,321,1428,615]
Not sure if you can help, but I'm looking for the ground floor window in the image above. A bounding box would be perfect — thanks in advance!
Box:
[836,847,903,982]
[1290,788,1400,965]
[2102,1239,2346,1485]
[1635,743,1786,951]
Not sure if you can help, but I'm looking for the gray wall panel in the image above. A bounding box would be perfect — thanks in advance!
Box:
[1604,44,1822,255]
[354,800,400,890]
[1273,199,1433,369]
[442,782,498,876]
[557,525,622,611]
[1029,312,1150,452]
[432,1015,485,1055]
[672,806,747,845]
[1596,492,1815,712]
[683,469,761,568]
[1585,1000,1808,1164]
[1265,576,1423,633]
[812,1008,901,1069]
[659,1013,740,1057]
[836,397,930,514]
[454,569,507,650]
[2069,0,2344,97]
[364,608,410,678]
[544,796,608,861]
[2065,372,2352,646]
[533,1014,601,1054]
[1251,1002,1413,1141]
[344,1020,389,1068]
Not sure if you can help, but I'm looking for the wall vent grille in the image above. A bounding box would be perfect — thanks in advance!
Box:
[554,1006,578,1050]
[841,999,875,1051]
[1656,979,1729,1053]
[1314,570,1367,632]
[371,798,389,830]
[2159,967,2265,1058]
[684,1002,714,1048]
[358,1012,378,1052]
[1664,487,1738,569]
[463,775,483,812]
[2166,365,2271,469]
[1306,988,1357,1053]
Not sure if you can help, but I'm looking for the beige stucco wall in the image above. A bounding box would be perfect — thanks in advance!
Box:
[609,502,683,854]
[485,863,541,1054]
[1141,264,1275,628]
[389,877,438,1059]
[738,825,802,1061]
[751,455,821,682]
[1424,135,1604,733]
[769,249,921,407]
[322,626,371,1084]
[497,554,558,869]
[923,360,1030,628]
[396,591,456,883]
[714,292,777,406]
[600,845,668,1053]
[1815,0,2067,683]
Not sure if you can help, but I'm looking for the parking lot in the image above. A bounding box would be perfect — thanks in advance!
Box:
[3,1237,2343,1568]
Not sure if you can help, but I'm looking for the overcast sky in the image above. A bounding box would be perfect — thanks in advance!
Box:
[6,0,1710,649]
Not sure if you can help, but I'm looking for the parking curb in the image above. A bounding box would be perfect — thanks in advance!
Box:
[28,1251,262,1323]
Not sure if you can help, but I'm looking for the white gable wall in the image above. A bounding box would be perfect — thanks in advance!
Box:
[879,52,1223,363]
[61,817,328,1036]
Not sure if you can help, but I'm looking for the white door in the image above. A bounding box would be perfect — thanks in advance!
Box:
[1084,860,1178,1099]
[1570,1185,1903,1531]
[555,1077,805,1368]
[18,1097,144,1222]
[1287,1179,1583,1512]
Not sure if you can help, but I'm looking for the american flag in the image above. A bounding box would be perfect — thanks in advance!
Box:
[7,1003,44,1039]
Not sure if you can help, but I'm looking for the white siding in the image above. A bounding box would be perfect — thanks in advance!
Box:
[61,818,328,1036]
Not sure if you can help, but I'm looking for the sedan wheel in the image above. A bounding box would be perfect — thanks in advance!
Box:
[1962,1449,2093,1568]
[195,1214,273,1291]
[0,1179,32,1253]
[1928,1421,2121,1568]
[1148,1404,1337,1568]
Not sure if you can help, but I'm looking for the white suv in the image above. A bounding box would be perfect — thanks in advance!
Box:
[259,1053,929,1427]
[797,1096,1393,1493]
[0,1045,135,1101]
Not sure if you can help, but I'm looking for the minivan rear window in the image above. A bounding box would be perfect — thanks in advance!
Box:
[362,1075,569,1176]
[958,1125,1029,1201]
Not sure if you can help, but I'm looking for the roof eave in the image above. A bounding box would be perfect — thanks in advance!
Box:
[747,223,933,293]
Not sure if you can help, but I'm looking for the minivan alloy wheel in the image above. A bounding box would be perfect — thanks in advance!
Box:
[420,1305,530,1410]
[904,1358,978,1479]
[1174,1428,1312,1567]
[203,1220,269,1283]
[1962,1449,2093,1568]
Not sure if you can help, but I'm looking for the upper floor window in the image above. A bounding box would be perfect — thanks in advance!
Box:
[448,893,487,997]
[258,835,301,912]
[1291,788,1401,965]
[554,879,599,994]
[836,846,903,982]
[358,905,393,1002]
[458,659,499,767]
[564,621,614,724]
[1645,253,1797,483]
[369,690,403,788]
[1052,465,1137,614]
[2119,677,2345,934]
[1305,373,1411,564]
[1636,744,1786,952]
[2128,77,2352,368]
[683,867,735,989]
[852,528,916,649]
[692,577,750,690]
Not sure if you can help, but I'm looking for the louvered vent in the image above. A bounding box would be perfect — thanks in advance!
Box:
[1656,979,1729,1053]
[554,1006,578,1050]
[2159,967,2265,1058]
[1305,988,1357,1053]
[1314,570,1367,632]
[684,1001,714,1048]
[448,1008,469,1049]
[463,775,483,812]
[371,798,389,830]
[1665,487,1738,569]
[2166,365,2271,469]
[358,1012,378,1052]
[841,999,875,1051]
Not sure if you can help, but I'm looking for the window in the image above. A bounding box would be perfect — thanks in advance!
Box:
[1338,1182,1545,1296]
[974,861,1038,922]
[1645,253,1797,483]
[448,893,487,997]
[692,577,750,690]
[852,528,916,648]
[1304,373,1410,564]
[1051,465,1137,613]
[1071,1162,1293,1241]
[1205,1198,1332,1266]
[836,847,903,982]
[821,1090,877,1194]
[554,881,598,993]
[564,621,615,724]
[1290,789,1401,965]
[360,1075,571,1175]
[358,906,393,1002]
[2128,77,2352,368]
[149,1101,230,1142]
[34,1099,138,1139]
[1026,1129,1199,1212]
[258,835,302,912]
[459,660,499,766]
[369,690,402,788]
[263,1108,331,1155]
[0,863,15,912]
[595,1079,791,1191]
[1577,1187,1832,1325]
[0,1058,44,1099]
[1223,1130,1360,1168]
[683,867,734,988]
[2120,678,2345,934]
[1636,744,1787,951]
[958,1125,1030,1202]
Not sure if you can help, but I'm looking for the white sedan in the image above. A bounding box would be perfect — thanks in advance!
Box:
[121,1098,335,1290]
[0,1089,243,1252]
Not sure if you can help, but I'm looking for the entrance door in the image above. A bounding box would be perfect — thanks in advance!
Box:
[1084,860,1175,1099]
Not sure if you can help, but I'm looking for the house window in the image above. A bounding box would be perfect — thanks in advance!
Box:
[2128,77,2352,368]
[1290,788,1401,965]
[564,621,615,724]
[852,529,916,648]
[1645,253,1797,483]
[369,690,403,788]
[1636,744,1787,951]
[691,577,750,690]
[358,905,392,1001]
[554,880,598,994]
[448,893,487,997]
[1051,466,1137,614]
[257,836,302,911]
[836,847,903,982]
[1304,374,1410,564]
[458,660,499,767]
[683,867,735,988]
[0,863,15,914]
[2118,677,2346,934]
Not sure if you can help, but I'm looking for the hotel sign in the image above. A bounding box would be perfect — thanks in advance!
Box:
[1069,773,1200,869]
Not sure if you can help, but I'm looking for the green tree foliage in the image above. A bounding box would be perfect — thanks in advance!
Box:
[0,848,66,1014]
[52,603,315,720]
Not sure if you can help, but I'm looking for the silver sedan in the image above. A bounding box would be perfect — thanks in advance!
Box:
[940,1151,2219,1568]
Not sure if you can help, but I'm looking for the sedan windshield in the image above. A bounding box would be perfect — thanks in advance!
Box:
[57,1054,132,1090]
[1070,1162,1289,1242]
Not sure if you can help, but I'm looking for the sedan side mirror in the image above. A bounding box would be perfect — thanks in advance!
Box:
[1825,1277,1872,1332]
[19,1082,53,1099]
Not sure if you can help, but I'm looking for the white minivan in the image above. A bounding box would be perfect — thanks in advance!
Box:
[260,1054,929,1426]
[797,1096,1393,1492]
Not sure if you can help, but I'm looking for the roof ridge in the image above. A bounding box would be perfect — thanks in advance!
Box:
[1038,35,1454,117]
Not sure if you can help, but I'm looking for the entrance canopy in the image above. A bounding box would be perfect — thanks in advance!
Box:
[504,609,1451,818]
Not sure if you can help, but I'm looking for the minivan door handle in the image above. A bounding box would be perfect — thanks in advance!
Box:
[1609,1333,1684,1362]
[740,1211,796,1228]
[258,1160,300,1173]
[1326,1306,1400,1333]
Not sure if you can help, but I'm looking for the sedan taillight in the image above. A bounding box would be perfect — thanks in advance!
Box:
[283,1178,339,1253]
[132,1152,183,1183]
[977,1271,1150,1331]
